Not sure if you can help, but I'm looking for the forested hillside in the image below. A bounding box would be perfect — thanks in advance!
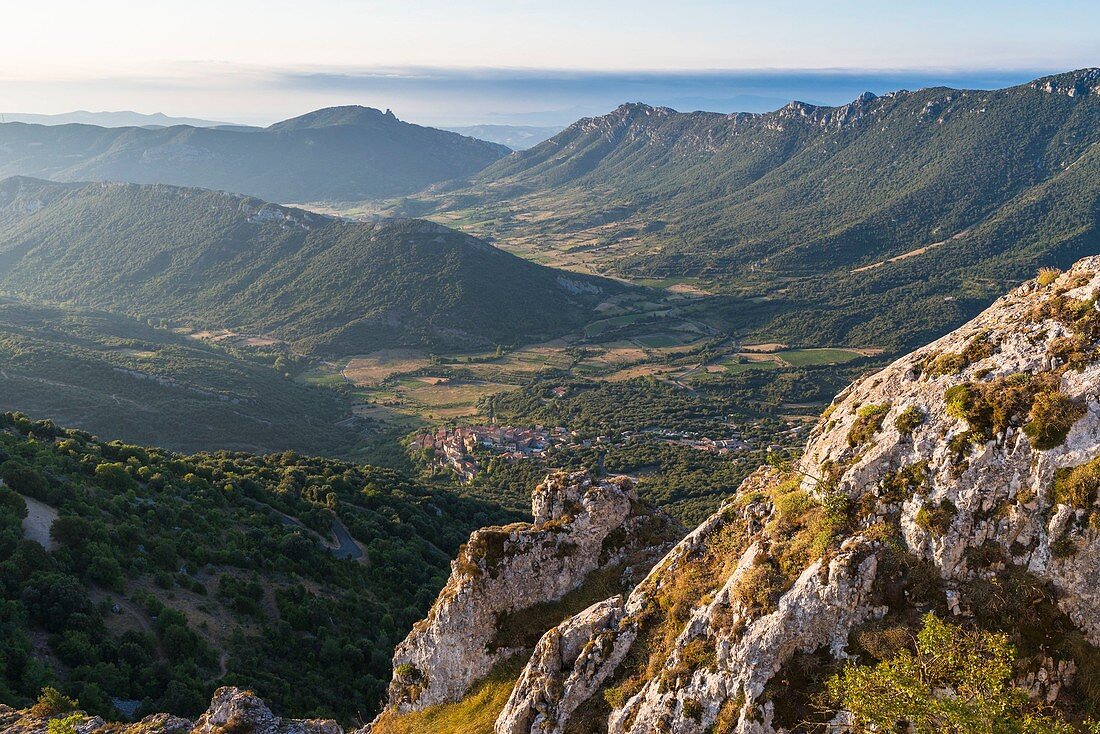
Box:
[0,106,508,202]
[0,412,516,723]
[0,178,618,354]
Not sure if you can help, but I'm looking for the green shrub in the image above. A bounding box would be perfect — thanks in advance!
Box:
[30,687,78,717]
[1024,392,1086,450]
[826,614,1079,733]
[1052,457,1100,508]
[944,384,978,422]
[1036,267,1062,286]
[894,406,923,436]
[847,404,890,447]
[47,713,83,734]
[914,500,956,536]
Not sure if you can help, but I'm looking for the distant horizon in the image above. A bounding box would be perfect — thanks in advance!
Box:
[0,65,1077,128]
[5,0,1096,124]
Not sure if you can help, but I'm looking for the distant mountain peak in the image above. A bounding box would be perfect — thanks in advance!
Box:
[266,105,400,131]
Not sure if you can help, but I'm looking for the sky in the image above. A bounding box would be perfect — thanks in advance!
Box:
[2,0,1098,126]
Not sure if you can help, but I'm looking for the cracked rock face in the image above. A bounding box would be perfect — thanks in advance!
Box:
[379,470,681,716]
[493,258,1100,734]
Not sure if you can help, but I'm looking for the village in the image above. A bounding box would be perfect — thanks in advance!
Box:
[410,423,749,481]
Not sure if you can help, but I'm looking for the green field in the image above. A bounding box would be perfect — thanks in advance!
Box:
[773,348,864,366]
[632,333,686,348]
[584,312,651,337]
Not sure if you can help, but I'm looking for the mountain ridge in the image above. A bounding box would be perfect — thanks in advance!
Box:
[416,68,1100,349]
[0,107,509,202]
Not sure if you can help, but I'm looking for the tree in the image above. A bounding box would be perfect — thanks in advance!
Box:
[50,516,94,549]
[94,463,136,493]
[30,686,77,717]
[0,460,48,498]
[826,614,1081,733]
[0,486,27,518]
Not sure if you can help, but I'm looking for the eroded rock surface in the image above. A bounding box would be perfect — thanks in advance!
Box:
[380,470,681,714]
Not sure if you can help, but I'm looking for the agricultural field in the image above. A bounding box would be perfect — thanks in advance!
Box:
[772,347,867,366]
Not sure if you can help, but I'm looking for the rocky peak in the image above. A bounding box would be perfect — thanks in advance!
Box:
[266,105,399,132]
[531,469,598,523]
[777,90,886,130]
[372,470,682,724]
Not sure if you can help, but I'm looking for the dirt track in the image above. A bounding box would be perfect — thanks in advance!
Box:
[19,494,59,551]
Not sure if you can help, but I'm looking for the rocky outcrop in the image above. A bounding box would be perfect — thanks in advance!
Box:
[493,258,1100,734]
[0,688,345,734]
[379,471,682,715]
[800,257,1100,641]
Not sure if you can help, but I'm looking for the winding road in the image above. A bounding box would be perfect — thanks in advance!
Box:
[243,498,367,563]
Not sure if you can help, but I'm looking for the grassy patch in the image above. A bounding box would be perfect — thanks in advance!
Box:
[370,656,526,734]
[914,500,956,536]
[847,404,890,447]
[1052,456,1100,509]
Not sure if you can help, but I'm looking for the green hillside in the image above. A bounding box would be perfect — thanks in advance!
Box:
[0,178,619,355]
[0,413,517,722]
[0,106,508,202]
[0,298,377,456]
[417,69,1100,349]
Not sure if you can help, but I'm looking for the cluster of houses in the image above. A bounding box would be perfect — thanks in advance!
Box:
[411,422,749,481]
[410,424,568,481]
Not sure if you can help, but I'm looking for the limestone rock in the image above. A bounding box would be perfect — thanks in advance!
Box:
[380,470,681,715]
[799,256,1100,643]
[191,687,342,734]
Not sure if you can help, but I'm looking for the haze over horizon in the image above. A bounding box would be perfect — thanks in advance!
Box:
[2,0,1097,126]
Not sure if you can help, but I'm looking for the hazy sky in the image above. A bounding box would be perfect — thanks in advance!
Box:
[2,0,1097,125]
